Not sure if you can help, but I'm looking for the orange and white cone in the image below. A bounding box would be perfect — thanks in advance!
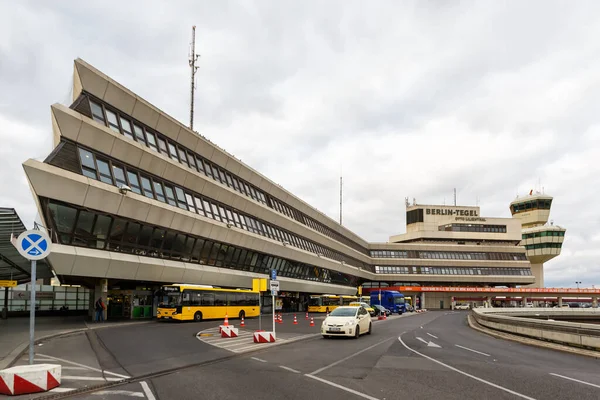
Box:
[224,313,229,326]
[305,312,309,320]
[240,316,245,327]
[293,314,298,325]
[310,317,315,327]
[278,314,283,324]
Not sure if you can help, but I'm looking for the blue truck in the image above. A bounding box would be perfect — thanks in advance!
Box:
[370,290,407,314]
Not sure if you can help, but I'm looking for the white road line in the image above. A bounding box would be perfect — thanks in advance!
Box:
[49,388,76,393]
[455,344,490,357]
[305,375,379,400]
[549,373,600,389]
[140,381,157,400]
[279,365,301,374]
[93,390,144,397]
[398,336,537,400]
[309,337,394,375]
[233,343,279,352]
[34,358,56,362]
[62,376,122,382]
[416,337,429,345]
[251,357,267,363]
[36,353,130,379]
[426,333,438,339]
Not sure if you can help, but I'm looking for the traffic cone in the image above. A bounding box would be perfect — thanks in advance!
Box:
[278,314,283,324]
[293,314,298,325]
[305,312,309,320]
[240,316,245,327]
[383,312,387,320]
[224,313,229,326]
[310,317,315,327]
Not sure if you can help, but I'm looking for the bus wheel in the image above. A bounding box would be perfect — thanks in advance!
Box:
[239,310,245,319]
[194,312,203,322]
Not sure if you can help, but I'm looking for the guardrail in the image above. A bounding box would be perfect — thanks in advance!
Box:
[471,308,600,351]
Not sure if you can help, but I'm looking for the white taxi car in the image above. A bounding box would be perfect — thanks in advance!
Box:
[321,306,372,339]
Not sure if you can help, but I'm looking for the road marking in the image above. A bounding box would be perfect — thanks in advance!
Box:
[94,390,145,397]
[36,353,130,379]
[426,333,438,339]
[455,344,490,357]
[140,381,156,400]
[416,337,441,348]
[305,375,379,400]
[34,358,56,362]
[60,366,89,371]
[549,373,600,389]
[309,337,394,375]
[251,357,267,363]
[62,376,122,382]
[279,365,300,374]
[398,335,537,400]
[49,388,76,393]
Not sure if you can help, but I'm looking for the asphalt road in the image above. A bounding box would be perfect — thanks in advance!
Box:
[27,311,600,400]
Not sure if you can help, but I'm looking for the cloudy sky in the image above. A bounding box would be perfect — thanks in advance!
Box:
[1,1,598,288]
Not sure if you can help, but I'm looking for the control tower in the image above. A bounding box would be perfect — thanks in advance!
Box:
[509,191,566,287]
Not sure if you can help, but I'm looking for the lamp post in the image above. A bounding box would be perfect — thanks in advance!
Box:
[576,281,581,290]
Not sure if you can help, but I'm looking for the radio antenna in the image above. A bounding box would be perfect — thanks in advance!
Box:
[189,26,200,130]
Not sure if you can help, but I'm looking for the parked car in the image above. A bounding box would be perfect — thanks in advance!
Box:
[349,302,376,317]
[455,303,470,310]
[372,304,390,317]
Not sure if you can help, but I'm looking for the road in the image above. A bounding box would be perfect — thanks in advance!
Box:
[20,311,600,400]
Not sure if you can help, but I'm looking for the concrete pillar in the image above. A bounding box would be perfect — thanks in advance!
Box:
[558,297,563,307]
[487,296,493,308]
[1,287,8,319]
[593,297,598,308]
[93,279,108,321]
[522,298,527,307]
[528,263,544,288]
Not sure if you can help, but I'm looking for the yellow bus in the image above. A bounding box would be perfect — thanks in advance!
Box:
[157,284,260,322]
[308,294,358,313]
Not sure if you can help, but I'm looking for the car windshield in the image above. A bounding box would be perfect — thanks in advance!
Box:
[329,307,357,317]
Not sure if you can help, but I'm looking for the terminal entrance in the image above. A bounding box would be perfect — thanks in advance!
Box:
[107,289,154,319]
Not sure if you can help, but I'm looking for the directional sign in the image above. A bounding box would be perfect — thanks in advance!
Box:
[0,280,17,287]
[15,230,52,261]
[270,280,280,291]
[270,269,277,281]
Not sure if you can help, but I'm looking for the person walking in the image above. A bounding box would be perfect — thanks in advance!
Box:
[95,297,105,322]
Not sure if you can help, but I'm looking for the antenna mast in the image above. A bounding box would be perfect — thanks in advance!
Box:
[339,176,343,225]
[189,26,200,130]
[453,188,457,206]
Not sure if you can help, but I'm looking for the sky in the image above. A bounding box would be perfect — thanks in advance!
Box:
[0,1,598,288]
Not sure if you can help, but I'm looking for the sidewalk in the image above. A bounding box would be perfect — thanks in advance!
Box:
[0,316,152,370]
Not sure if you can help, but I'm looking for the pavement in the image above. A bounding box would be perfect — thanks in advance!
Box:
[3,310,600,399]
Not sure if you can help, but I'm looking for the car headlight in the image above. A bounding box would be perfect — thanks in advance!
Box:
[345,321,352,326]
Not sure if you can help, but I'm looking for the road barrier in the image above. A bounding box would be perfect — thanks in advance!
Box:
[220,326,239,338]
[0,364,61,395]
[253,331,276,343]
[471,308,600,351]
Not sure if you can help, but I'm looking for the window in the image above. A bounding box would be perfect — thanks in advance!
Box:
[168,142,179,161]
[79,148,97,179]
[157,137,169,156]
[107,218,127,250]
[174,187,188,210]
[120,116,134,139]
[202,200,213,218]
[90,101,105,124]
[204,162,213,178]
[194,197,205,216]
[153,181,166,203]
[187,153,197,171]
[72,210,95,246]
[211,203,222,221]
[126,171,142,194]
[214,292,226,306]
[211,165,221,182]
[164,186,177,206]
[196,157,205,174]
[105,110,120,133]
[140,176,154,199]
[146,131,158,152]
[122,222,141,250]
[92,214,111,249]
[178,148,189,166]
[112,165,127,188]
[96,159,113,185]
[185,193,196,212]
[133,124,146,144]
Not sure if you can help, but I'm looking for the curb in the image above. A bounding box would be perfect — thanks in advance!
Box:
[467,314,600,359]
[0,320,155,370]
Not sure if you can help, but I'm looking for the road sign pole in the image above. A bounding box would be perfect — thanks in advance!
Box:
[258,295,262,331]
[29,260,36,365]
[272,294,275,334]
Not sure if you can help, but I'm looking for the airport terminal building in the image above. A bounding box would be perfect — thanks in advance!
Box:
[20,59,565,317]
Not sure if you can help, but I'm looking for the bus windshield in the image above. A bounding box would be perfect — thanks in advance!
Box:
[161,293,181,307]
[309,297,322,306]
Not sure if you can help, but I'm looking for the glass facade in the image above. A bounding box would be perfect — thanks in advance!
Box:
[370,250,527,261]
[42,199,360,287]
[522,231,565,239]
[524,243,563,250]
[374,265,532,276]
[79,95,367,255]
[511,198,552,214]
[73,144,370,271]
[438,224,507,233]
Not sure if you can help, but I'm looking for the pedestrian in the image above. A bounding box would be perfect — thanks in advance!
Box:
[95,297,105,322]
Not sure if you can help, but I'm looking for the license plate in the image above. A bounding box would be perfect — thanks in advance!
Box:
[330,327,341,332]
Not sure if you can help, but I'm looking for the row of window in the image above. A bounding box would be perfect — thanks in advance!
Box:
[370,250,527,261]
[76,146,369,270]
[525,243,563,250]
[374,266,532,276]
[511,199,552,214]
[179,291,259,307]
[82,95,368,255]
[522,231,565,239]
[439,224,507,233]
[43,199,360,287]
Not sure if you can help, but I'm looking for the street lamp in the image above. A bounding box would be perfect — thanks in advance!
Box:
[576,281,581,289]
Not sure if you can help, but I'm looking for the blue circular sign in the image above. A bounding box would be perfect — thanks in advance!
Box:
[16,230,52,261]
